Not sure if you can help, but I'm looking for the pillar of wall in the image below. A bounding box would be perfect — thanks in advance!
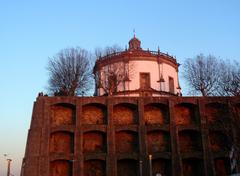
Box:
[169,100,181,176]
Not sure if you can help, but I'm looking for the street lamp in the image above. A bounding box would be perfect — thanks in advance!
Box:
[139,160,143,176]
[3,154,12,176]
[149,155,152,176]
[6,159,12,176]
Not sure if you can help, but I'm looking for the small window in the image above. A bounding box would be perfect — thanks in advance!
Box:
[169,77,174,94]
[140,73,150,89]
[108,74,117,93]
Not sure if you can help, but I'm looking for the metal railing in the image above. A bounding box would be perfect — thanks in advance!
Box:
[97,49,177,63]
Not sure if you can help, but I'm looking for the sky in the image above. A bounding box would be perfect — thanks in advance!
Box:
[0,0,240,175]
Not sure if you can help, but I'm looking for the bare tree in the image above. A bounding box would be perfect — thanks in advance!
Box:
[217,60,240,96]
[182,54,220,96]
[94,44,123,58]
[47,47,92,96]
[95,62,134,95]
[93,45,134,96]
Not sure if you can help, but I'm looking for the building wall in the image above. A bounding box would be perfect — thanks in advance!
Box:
[98,58,180,96]
[129,60,179,93]
[21,96,240,176]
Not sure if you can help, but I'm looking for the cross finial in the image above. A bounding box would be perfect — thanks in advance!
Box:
[133,29,136,38]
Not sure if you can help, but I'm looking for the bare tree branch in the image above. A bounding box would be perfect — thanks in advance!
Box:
[93,45,135,96]
[183,54,220,96]
[217,60,240,96]
[183,54,240,96]
[47,47,93,96]
[94,45,123,59]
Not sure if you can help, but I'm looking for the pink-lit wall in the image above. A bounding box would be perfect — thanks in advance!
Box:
[98,58,180,96]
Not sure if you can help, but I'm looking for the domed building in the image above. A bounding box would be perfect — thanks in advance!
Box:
[94,35,181,97]
[21,36,240,176]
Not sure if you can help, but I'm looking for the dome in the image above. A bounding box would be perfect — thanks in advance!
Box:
[128,35,141,50]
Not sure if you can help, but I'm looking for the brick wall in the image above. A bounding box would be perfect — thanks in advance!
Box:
[21,96,240,176]
[51,104,75,127]
[82,104,106,124]
[83,132,106,153]
[115,131,138,153]
[147,131,170,153]
[117,159,138,176]
[144,104,169,125]
[50,132,74,154]
[84,160,105,176]
[113,104,138,125]
[50,160,72,176]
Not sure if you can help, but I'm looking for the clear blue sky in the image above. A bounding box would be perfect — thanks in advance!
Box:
[0,0,239,175]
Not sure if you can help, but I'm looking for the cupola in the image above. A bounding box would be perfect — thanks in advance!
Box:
[128,35,142,50]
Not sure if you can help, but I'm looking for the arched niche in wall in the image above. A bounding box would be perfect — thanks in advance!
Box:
[113,103,138,125]
[49,131,74,154]
[84,159,106,176]
[182,158,203,176]
[144,103,169,125]
[174,103,199,125]
[152,158,171,176]
[115,130,138,153]
[82,103,107,125]
[50,160,72,176]
[214,157,231,176]
[178,130,202,152]
[83,131,106,153]
[50,103,76,127]
[209,131,230,152]
[205,103,229,125]
[117,159,138,176]
[147,130,170,153]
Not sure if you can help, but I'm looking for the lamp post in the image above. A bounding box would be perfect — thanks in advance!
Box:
[139,160,143,176]
[3,154,12,176]
[6,158,12,176]
[149,155,152,176]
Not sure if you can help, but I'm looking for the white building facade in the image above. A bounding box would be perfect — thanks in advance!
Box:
[94,36,181,97]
